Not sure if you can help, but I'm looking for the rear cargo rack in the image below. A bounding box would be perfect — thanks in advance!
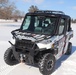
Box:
[34,10,65,15]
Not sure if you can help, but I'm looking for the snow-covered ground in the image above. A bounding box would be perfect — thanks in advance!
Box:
[0,19,23,23]
[0,22,76,75]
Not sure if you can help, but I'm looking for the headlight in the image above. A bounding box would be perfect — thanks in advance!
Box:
[51,43,58,55]
[51,42,58,49]
[51,44,54,49]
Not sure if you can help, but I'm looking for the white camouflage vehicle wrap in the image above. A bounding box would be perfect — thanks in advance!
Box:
[4,10,73,75]
[12,29,73,60]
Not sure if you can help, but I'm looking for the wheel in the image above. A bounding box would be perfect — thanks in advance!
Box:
[4,47,19,66]
[65,42,72,55]
[38,53,55,75]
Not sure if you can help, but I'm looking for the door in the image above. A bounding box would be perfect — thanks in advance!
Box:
[56,18,66,59]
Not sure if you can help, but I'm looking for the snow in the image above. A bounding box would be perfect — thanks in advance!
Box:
[0,19,23,23]
[0,22,76,75]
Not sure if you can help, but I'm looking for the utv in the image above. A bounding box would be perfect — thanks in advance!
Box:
[4,10,73,75]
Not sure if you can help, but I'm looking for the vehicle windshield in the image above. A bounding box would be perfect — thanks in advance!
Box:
[21,15,57,35]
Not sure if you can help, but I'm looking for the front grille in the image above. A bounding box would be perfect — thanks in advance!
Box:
[15,39,34,49]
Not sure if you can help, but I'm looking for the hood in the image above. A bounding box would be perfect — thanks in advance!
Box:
[11,30,51,42]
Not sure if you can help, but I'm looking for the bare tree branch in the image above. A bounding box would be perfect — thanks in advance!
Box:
[28,5,39,13]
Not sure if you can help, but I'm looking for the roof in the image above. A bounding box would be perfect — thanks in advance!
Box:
[34,10,65,15]
[26,10,71,19]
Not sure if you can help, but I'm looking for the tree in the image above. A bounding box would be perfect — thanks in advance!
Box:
[12,9,25,21]
[28,5,39,12]
[0,0,8,8]
[4,3,16,19]
[0,0,24,19]
[71,19,73,23]
[0,0,9,18]
[71,19,76,23]
[73,19,76,23]
[0,0,16,19]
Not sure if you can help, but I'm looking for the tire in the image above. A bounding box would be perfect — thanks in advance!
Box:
[39,53,55,75]
[65,42,72,55]
[4,47,19,66]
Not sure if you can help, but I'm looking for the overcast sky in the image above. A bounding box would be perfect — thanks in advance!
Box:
[11,0,76,19]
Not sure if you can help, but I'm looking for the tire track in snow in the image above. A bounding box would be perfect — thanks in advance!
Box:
[0,64,20,75]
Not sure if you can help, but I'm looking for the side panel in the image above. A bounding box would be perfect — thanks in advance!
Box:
[64,30,73,54]
[55,35,65,60]
[55,30,73,60]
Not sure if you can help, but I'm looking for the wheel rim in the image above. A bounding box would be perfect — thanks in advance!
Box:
[46,60,54,71]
